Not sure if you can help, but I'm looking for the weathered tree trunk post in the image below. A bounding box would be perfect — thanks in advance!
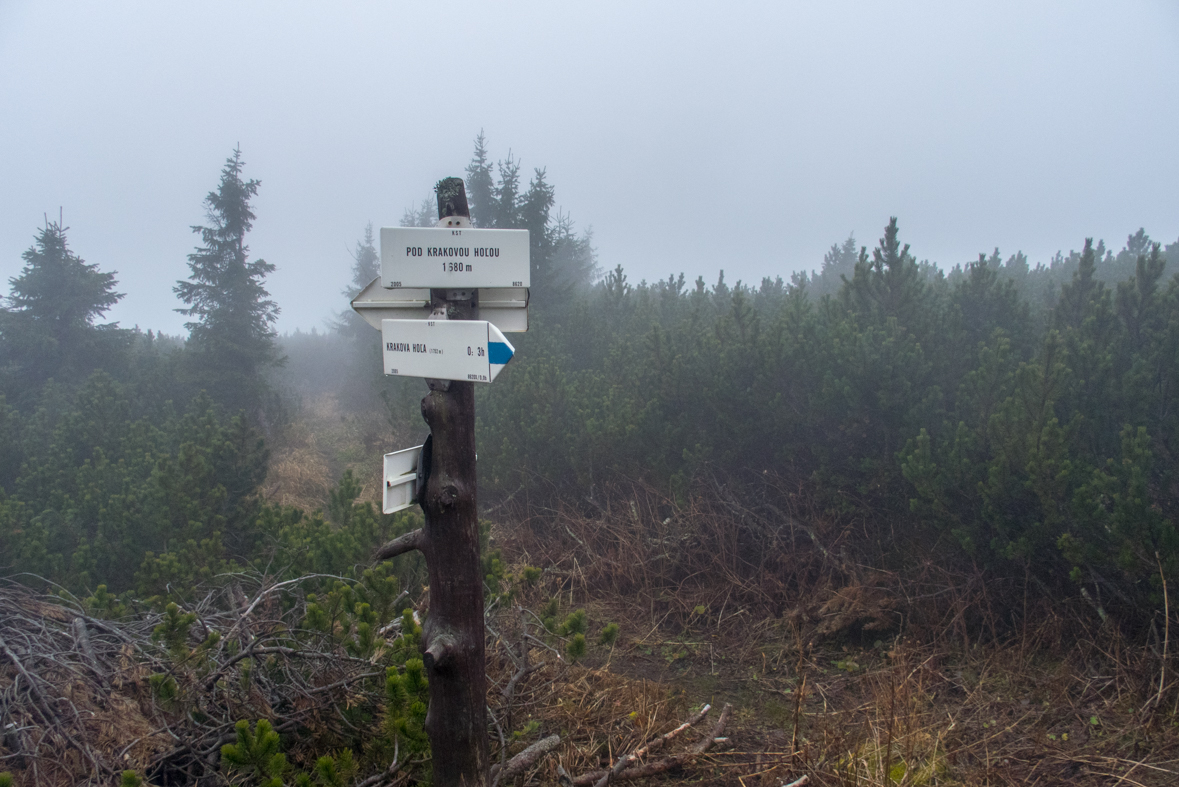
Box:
[420,378,486,786]
[375,177,488,786]
[421,177,488,787]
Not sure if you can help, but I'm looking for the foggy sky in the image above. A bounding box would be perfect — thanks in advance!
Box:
[2,1,1177,336]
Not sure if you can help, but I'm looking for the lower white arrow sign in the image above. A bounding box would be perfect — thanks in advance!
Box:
[383,444,423,514]
[380,319,515,383]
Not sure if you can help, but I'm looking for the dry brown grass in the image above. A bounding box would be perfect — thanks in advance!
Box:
[262,393,397,510]
[481,480,1179,786]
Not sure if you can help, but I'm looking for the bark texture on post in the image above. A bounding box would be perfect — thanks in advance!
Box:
[419,379,486,786]
[421,176,486,786]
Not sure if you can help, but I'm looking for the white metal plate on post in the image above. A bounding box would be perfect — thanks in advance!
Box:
[383,444,423,514]
[381,319,515,383]
[351,278,431,324]
[351,278,528,332]
[381,227,530,289]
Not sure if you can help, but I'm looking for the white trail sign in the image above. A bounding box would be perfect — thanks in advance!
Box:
[381,227,529,289]
[381,319,515,383]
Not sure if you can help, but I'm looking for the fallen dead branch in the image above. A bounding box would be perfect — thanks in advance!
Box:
[491,733,560,787]
[569,703,733,786]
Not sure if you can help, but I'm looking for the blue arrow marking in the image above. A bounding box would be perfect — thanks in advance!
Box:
[488,341,513,365]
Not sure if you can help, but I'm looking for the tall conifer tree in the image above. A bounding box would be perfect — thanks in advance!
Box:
[843,217,926,332]
[337,223,380,343]
[175,149,280,416]
[0,219,127,400]
[460,135,598,304]
[464,131,495,228]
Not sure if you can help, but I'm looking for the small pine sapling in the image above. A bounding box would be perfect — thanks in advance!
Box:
[389,608,423,663]
[311,749,356,787]
[598,622,620,646]
[152,602,197,658]
[511,719,541,741]
[384,660,429,756]
[238,658,253,694]
[566,633,587,662]
[84,584,127,618]
[482,548,514,604]
[559,610,587,637]
[302,594,332,633]
[540,598,560,633]
[221,719,287,787]
[149,673,180,711]
[359,563,403,622]
[327,469,363,529]
[345,602,379,658]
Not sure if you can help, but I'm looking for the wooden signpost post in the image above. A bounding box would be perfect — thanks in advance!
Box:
[363,178,522,787]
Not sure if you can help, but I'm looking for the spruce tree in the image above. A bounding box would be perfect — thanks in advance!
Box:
[460,136,599,304]
[812,233,858,298]
[464,130,496,227]
[175,148,281,416]
[843,217,926,332]
[337,223,379,341]
[400,198,436,228]
[0,219,128,401]
[547,212,598,299]
[348,223,379,292]
[492,153,522,229]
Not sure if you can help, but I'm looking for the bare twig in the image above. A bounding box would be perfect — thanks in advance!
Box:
[1156,552,1170,710]
[488,702,507,783]
[0,632,60,727]
[356,738,401,787]
[224,575,317,644]
[631,703,711,760]
[71,617,106,688]
[0,630,111,775]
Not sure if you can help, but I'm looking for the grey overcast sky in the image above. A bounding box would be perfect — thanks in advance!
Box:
[2,1,1177,335]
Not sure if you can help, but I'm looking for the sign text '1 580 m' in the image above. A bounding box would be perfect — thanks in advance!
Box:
[381,227,529,289]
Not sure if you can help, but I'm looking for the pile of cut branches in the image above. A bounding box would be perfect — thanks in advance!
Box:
[0,574,734,787]
[0,573,418,785]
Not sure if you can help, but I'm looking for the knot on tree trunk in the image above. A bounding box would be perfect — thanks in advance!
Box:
[437,484,459,509]
[421,390,442,422]
[424,630,457,672]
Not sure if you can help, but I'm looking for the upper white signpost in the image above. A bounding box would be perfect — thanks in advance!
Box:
[381,227,530,289]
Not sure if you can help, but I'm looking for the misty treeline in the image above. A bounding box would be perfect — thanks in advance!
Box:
[477,217,1179,628]
[0,150,422,610]
[3,136,1179,633]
